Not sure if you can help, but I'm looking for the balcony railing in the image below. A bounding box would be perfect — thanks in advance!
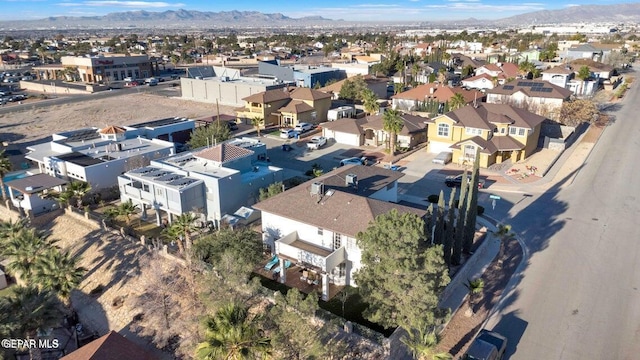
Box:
[275,231,345,272]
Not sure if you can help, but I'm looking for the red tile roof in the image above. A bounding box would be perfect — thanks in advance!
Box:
[60,331,157,360]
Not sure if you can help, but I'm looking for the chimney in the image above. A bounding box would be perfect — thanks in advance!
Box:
[345,174,358,188]
[430,87,435,95]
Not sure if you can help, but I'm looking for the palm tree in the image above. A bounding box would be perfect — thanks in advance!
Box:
[464,278,485,316]
[162,223,186,254]
[32,249,86,308]
[0,149,13,202]
[0,218,29,245]
[401,324,452,360]
[250,117,264,137]
[492,224,515,266]
[449,93,466,110]
[0,286,62,360]
[169,213,198,252]
[383,109,404,155]
[195,302,271,360]
[116,200,139,225]
[66,181,92,208]
[4,228,57,283]
[362,89,380,115]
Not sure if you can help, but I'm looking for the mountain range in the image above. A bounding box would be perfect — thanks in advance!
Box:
[1,4,640,30]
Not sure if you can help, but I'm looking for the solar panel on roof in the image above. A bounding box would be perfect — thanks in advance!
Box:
[542,88,553,92]
[503,85,514,90]
[516,81,527,87]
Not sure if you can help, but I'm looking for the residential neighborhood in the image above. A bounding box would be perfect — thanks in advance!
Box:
[0,7,639,360]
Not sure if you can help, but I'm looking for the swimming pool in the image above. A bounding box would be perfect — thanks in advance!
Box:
[2,171,29,196]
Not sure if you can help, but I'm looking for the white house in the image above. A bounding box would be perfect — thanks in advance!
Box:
[253,165,425,300]
[486,80,572,120]
[118,137,283,227]
[24,120,188,190]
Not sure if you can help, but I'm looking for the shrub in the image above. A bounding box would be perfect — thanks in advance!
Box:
[477,206,485,216]
[427,194,439,203]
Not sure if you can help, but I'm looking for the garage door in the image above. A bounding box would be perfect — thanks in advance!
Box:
[428,141,452,154]
[334,131,361,146]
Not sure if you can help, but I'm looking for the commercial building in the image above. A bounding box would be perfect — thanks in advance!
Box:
[50,54,157,83]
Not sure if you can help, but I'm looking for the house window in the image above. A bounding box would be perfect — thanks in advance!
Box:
[156,188,163,196]
[437,123,449,137]
[518,128,526,136]
[318,228,323,236]
[464,145,476,161]
[338,263,346,277]
[142,184,149,192]
[466,128,482,136]
[333,233,342,250]
[500,127,506,134]
[509,127,517,135]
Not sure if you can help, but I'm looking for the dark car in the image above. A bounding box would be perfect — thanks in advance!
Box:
[445,174,485,189]
[463,330,507,360]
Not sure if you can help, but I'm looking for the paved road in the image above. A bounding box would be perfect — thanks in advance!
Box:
[485,73,640,359]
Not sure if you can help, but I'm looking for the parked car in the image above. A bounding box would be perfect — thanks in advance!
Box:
[339,157,366,167]
[9,94,27,102]
[294,122,313,133]
[157,77,166,82]
[445,174,485,189]
[463,330,507,360]
[306,136,327,150]
[280,128,295,139]
[123,76,135,82]
[145,78,158,86]
[124,81,140,87]
[432,151,453,165]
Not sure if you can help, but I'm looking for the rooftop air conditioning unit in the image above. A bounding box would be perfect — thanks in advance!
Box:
[345,174,358,187]
[310,182,324,196]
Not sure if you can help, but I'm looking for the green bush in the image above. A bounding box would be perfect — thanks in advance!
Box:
[427,194,439,203]
[477,206,485,216]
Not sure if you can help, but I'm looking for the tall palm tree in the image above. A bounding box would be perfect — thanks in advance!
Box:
[66,181,92,208]
[383,109,404,155]
[0,286,62,360]
[0,149,13,202]
[362,89,380,115]
[32,249,86,308]
[195,302,271,360]
[449,93,466,110]
[4,228,58,283]
[401,324,452,360]
[250,117,264,137]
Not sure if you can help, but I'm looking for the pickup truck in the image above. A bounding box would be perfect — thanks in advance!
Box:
[463,330,507,360]
[306,136,327,150]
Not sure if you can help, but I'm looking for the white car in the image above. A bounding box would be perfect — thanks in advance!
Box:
[306,136,327,150]
[339,157,366,167]
[432,151,453,165]
[280,129,295,139]
[294,122,313,133]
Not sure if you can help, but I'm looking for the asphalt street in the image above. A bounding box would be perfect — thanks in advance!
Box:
[484,70,640,359]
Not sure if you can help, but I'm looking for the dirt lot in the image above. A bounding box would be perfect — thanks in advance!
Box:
[0,93,236,147]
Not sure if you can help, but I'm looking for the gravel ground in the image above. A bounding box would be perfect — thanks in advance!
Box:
[0,93,235,146]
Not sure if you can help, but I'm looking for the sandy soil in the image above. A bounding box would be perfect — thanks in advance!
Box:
[0,93,236,147]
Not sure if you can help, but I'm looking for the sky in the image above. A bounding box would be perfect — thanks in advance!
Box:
[0,0,634,22]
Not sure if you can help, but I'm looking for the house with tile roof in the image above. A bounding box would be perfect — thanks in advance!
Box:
[461,73,498,91]
[61,330,156,360]
[236,86,332,127]
[485,79,572,121]
[253,165,425,300]
[322,113,427,148]
[475,62,520,81]
[391,83,485,113]
[541,65,576,88]
[425,103,546,167]
[118,137,283,227]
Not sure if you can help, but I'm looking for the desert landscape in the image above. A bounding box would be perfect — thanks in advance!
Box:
[0,93,237,148]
